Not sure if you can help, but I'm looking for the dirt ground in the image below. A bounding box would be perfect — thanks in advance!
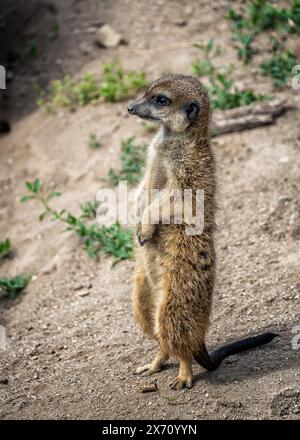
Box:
[0,0,299,420]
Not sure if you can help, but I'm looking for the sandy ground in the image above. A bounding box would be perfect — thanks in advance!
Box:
[0,0,299,419]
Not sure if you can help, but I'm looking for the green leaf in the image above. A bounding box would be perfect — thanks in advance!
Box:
[0,238,11,257]
[46,191,62,201]
[25,179,41,194]
[20,195,35,203]
[0,274,29,299]
[39,211,49,221]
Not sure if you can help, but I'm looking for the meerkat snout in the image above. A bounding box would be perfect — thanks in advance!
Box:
[127,104,135,114]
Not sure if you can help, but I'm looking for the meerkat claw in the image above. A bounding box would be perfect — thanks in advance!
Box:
[170,376,193,390]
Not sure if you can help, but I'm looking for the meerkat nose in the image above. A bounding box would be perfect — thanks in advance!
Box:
[127,104,135,114]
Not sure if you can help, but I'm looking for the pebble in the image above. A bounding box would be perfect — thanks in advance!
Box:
[95,24,122,48]
[79,43,92,55]
[77,290,90,297]
[139,379,158,393]
[0,378,8,385]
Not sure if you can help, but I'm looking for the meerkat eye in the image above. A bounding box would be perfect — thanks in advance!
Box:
[156,95,170,106]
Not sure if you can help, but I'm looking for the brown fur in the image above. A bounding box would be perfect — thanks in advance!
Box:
[130,75,216,389]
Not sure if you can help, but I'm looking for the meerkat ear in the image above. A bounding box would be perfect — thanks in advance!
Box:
[184,101,200,122]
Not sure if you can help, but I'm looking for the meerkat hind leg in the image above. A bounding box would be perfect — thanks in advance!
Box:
[170,354,193,390]
[134,348,169,376]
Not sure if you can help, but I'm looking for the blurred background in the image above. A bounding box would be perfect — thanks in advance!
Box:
[0,0,299,420]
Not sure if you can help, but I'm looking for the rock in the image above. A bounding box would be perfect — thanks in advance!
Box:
[184,5,193,15]
[139,379,158,393]
[0,378,8,385]
[77,290,90,297]
[174,19,187,26]
[79,43,92,55]
[95,24,122,48]
[225,354,239,364]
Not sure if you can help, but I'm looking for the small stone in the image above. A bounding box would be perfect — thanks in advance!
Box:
[79,43,92,55]
[174,19,187,26]
[139,379,158,393]
[77,290,90,297]
[226,354,239,364]
[279,156,289,163]
[0,378,8,385]
[184,5,193,15]
[95,24,122,48]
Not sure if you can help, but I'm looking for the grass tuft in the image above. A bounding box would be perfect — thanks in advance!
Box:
[261,48,297,89]
[0,239,11,258]
[0,274,29,299]
[108,137,146,186]
[87,133,102,149]
[37,64,148,110]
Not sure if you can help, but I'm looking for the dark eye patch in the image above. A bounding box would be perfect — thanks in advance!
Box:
[150,94,170,106]
[156,95,170,106]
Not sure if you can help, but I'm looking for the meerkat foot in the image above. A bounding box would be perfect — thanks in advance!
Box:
[134,349,169,376]
[170,375,193,390]
[134,363,163,376]
[170,355,193,390]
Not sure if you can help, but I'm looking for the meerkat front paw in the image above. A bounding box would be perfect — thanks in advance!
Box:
[170,374,193,390]
[137,223,156,246]
[134,363,163,376]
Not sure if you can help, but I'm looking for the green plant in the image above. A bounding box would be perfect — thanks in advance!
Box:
[260,48,297,89]
[225,7,246,30]
[20,179,133,263]
[208,72,266,110]
[49,73,101,108]
[290,0,300,31]
[192,39,216,77]
[226,0,300,33]
[39,64,147,110]
[248,0,289,31]
[0,239,11,258]
[0,274,29,299]
[79,200,100,219]
[234,31,255,63]
[87,133,101,149]
[108,137,146,186]
[100,64,148,102]
[76,73,103,106]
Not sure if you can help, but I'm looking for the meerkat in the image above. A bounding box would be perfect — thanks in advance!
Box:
[127,74,278,390]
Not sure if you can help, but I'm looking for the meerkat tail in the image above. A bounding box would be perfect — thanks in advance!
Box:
[194,332,279,371]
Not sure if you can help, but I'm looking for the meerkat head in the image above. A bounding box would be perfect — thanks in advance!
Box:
[128,74,210,134]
